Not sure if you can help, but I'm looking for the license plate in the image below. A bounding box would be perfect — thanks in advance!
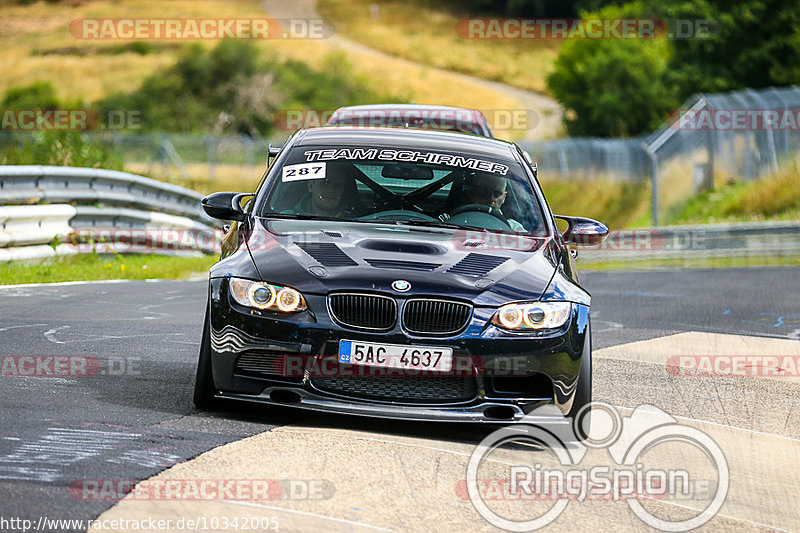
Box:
[338,340,453,372]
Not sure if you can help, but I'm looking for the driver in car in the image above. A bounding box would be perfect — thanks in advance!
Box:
[462,172,525,230]
[294,165,363,217]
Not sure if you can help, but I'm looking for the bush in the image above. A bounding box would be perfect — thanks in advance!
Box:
[546,3,676,137]
[454,0,620,17]
[1,81,60,110]
[0,131,124,169]
[1,82,123,169]
[95,41,397,136]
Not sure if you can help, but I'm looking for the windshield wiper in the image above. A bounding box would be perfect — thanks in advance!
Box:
[260,212,345,222]
[261,213,486,233]
[387,219,487,232]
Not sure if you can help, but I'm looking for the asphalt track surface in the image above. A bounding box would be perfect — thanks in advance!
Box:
[0,267,798,532]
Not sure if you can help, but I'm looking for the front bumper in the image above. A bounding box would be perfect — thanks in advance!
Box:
[207,277,590,423]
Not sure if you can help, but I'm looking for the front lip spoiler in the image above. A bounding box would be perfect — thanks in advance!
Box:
[216,387,570,424]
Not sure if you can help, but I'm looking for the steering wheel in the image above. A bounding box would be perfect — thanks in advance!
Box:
[448,204,510,226]
[358,209,439,221]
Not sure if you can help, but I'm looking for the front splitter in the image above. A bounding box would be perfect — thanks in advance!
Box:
[216,386,568,425]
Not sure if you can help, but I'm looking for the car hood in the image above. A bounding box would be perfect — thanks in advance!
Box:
[245,218,561,307]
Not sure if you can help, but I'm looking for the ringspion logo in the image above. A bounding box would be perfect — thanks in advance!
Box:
[466,403,729,531]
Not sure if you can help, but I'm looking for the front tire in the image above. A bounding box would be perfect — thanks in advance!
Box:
[193,304,219,409]
[567,322,592,440]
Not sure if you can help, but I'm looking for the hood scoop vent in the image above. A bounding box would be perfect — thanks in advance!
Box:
[295,242,357,267]
[365,259,441,271]
[321,230,342,238]
[360,239,444,255]
[447,253,508,277]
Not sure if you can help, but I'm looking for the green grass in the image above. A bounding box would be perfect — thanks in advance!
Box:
[0,253,216,285]
[668,166,800,225]
[540,164,800,230]
[540,179,651,230]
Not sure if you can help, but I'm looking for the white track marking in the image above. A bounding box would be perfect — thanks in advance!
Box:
[0,323,46,332]
[43,325,69,344]
[0,280,132,290]
[219,501,396,532]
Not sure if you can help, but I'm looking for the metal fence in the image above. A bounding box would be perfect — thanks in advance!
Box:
[2,85,798,226]
[0,131,274,192]
[107,132,273,182]
[520,85,800,225]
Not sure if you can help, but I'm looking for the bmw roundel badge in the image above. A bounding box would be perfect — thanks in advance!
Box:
[391,280,411,292]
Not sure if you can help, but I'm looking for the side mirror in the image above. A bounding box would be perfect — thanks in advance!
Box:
[202,192,252,221]
[267,144,282,167]
[555,215,609,246]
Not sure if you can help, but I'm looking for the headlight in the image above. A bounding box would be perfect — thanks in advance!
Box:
[229,278,307,313]
[491,301,571,330]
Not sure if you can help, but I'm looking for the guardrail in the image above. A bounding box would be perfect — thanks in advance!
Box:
[0,165,216,227]
[0,205,79,262]
[0,205,75,248]
[578,221,800,264]
[0,165,223,261]
[1,163,797,265]
[0,203,222,261]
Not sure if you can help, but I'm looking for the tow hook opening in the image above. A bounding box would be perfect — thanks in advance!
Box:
[484,406,516,420]
[269,389,302,404]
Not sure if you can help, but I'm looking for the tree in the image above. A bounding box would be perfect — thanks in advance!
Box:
[546,2,677,137]
[659,0,800,99]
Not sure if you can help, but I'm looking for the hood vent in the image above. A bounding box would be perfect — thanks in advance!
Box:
[295,242,357,267]
[365,259,441,271]
[321,230,342,238]
[447,253,508,277]
[360,239,444,255]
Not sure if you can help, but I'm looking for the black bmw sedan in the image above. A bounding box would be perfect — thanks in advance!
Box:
[194,126,608,425]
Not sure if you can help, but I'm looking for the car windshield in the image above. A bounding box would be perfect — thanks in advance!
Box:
[328,117,483,136]
[260,144,547,234]
[330,119,483,136]
[327,108,485,136]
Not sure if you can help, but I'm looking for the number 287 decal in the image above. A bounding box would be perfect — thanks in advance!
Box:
[281,162,327,182]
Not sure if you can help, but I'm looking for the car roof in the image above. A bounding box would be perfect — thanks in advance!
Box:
[332,103,482,113]
[292,126,518,161]
[327,104,492,135]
